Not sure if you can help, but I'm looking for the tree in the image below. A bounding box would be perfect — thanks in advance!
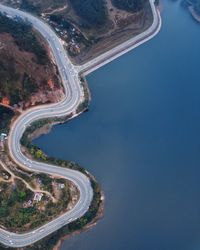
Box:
[112,0,147,12]
[69,0,107,27]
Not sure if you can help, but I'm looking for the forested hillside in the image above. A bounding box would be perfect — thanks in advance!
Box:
[0,13,61,108]
[68,0,107,27]
[0,14,48,65]
[112,0,147,12]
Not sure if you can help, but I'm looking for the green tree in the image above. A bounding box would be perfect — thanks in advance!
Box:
[112,0,147,12]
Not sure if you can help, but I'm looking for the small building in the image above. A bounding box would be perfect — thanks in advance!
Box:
[0,133,7,141]
[33,192,43,202]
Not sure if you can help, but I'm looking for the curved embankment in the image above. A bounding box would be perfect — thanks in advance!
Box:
[79,0,162,75]
[0,0,161,248]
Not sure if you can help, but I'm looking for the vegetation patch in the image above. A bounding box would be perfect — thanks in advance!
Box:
[68,0,107,27]
[0,13,48,65]
[20,0,67,14]
[112,0,148,12]
[0,175,76,232]
[0,180,34,230]
[0,106,14,133]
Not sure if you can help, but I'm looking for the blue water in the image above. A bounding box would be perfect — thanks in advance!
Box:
[35,1,200,249]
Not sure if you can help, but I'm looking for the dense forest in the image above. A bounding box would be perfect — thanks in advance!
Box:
[0,106,14,132]
[69,0,107,27]
[49,14,71,29]
[20,0,41,13]
[0,13,48,65]
[112,0,147,12]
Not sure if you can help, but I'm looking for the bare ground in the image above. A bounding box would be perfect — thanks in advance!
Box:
[0,32,64,110]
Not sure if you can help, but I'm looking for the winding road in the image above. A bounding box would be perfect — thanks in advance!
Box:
[0,0,161,248]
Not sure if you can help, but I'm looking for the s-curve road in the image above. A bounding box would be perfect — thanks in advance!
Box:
[0,0,161,248]
[0,4,93,248]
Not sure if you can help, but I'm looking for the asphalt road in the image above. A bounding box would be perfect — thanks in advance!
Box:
[78,0,161,74]
[0,1,161,248]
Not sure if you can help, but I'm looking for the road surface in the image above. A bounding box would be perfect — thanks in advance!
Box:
[0,0,161,248]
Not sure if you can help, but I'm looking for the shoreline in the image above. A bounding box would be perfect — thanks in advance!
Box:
[78,1,161,75]
[52,187,105,250]
[0,0,162,248]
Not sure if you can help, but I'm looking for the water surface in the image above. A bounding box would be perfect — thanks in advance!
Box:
[35,1,200,249]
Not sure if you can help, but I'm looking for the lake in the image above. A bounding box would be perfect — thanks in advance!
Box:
[35,1,200,249]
